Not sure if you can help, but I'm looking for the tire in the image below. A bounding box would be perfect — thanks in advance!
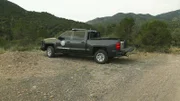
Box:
[94,50,108,64]
[46,46,55,57]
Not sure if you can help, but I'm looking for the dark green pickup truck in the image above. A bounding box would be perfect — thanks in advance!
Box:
[41,29,134,64]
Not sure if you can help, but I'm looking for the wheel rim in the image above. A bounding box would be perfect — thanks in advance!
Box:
[96,53,105,62]
[47,48,52,56]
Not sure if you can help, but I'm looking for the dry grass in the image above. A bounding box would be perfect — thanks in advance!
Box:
[170,47,180,54]
[0,48,5,54]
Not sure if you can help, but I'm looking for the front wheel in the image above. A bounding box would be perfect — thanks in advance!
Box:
[46,46,55,57]
[94,50,108,64]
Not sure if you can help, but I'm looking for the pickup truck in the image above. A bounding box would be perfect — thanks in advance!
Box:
[41,29,134,64]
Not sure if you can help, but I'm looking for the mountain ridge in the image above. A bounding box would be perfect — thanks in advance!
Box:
[87,9,180,25]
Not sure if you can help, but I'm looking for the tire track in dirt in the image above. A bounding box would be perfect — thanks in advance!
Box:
[100,54,180,101]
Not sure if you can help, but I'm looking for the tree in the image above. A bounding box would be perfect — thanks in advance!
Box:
[137,20,172,52]
[93,25,106,36]
[105,24,116,36]
[115,17,135,42]
[171,28,180,46]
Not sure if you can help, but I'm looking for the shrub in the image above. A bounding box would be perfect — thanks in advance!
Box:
[136,20,172,52]
[171,28,180,46]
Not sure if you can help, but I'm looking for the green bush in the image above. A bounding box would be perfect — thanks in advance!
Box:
[171,28,180,46]
[136,20,172,52]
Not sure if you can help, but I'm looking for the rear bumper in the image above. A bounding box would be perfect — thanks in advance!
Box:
[116,47,134,56]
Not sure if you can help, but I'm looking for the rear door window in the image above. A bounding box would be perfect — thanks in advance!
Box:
[88,32,100,39]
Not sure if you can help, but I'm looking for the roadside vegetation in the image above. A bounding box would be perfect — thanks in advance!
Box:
[95,18,180,53]
[0,48,5,54]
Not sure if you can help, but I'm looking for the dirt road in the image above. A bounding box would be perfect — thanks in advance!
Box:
[0,51,180,101]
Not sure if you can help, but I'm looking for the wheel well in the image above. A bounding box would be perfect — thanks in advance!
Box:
[93,47,108,55]
[45,44,55,50]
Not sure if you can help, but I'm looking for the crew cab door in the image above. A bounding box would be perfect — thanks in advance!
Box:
[56,31,73,53]
[70,31,87,54]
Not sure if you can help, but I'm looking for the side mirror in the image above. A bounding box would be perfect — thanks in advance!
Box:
[58,36,64,40]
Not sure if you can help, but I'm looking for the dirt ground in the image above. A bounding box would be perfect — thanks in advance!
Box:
[0,51,180,101]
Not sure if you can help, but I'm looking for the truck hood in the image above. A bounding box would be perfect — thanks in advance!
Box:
[44,37,59,43]
[44,38,57,40]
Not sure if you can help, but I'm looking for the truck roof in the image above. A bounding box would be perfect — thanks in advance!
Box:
[72,28,97,32]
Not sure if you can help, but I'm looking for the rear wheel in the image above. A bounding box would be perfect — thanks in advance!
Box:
[94,50,108,64]
[46,46,55,57]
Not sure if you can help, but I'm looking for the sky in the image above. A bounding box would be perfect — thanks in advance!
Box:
[8,0,180,22]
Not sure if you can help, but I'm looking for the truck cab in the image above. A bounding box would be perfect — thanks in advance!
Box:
[56,29,100,54]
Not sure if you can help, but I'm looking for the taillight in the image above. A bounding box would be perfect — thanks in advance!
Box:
[116,42,121,50]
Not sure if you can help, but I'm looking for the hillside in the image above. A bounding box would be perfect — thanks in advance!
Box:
[0,0,25,16]
[156,10,180,21]
[87,10,180,25]
[0,0,93,49]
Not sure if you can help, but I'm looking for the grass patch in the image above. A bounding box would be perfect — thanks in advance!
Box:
[0,48,6,54]
[1,44,40,52]
[8,45,40,52]
[170,47,180,54]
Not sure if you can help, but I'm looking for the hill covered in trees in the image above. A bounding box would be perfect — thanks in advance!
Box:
[87,10,180,52]
[87,10,180,25]
[0,0,93,50]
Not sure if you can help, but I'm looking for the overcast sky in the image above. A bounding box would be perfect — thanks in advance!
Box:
[8,0,180,22]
